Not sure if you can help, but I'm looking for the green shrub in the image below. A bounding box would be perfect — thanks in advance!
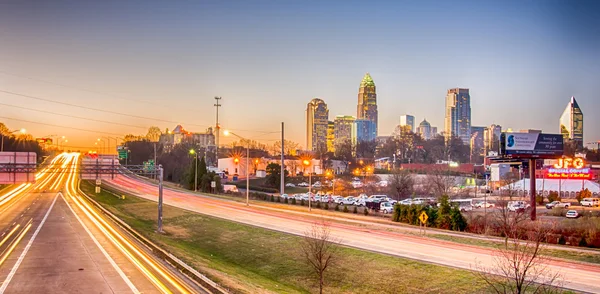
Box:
[316,201,322,209]
[335,205,340,211]
[284,198,288,204]
[450,207,468,231]
[535,194,544,205]
[548,191,560,203]
[292,198,296,205]
[270,195,275,202]
[301,199,305,206]
[353,206,358,214]
[277,196,281,203]
[343,206,349,213]
[324,203,329,210]
[364,208,369,216]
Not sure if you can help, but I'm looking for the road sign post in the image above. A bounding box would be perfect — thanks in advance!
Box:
[419,211,428,235]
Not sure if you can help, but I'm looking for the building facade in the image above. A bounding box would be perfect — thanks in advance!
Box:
[560,96,584,148]
[483,124,502,154]
[159,125,215,150]
[400,115,415,132]
[352,119,377,144]
[326,121,335,153]
[306,98,329,152]
[357,73,378,136]
[444,88,471,144]
[417,119,432,140]
[470,126,486,152]
[333,115,355,147]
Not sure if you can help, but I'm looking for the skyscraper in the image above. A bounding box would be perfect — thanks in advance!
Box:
[306,98,329,151]
[352,119,377,144]
[560,96,584,148]
[326,121,335,153]
[444,88,471,144]
[357,73,378,136]
[333,115,355,148]
[470,126,486,153]
[483,124,502,154]
[400,115,415,132]
[417,119,432,140]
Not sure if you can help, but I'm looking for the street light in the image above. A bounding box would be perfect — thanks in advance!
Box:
[224,130,250,206]
[326,170,335,196]
[1,128,26,152]
[190,149,198,192]
[302,159,312,211]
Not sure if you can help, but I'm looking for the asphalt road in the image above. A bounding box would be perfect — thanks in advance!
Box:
[108,174,600,294]
[0,154,204,294]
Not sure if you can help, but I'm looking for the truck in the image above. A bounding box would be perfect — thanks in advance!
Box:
[223,185,239,193]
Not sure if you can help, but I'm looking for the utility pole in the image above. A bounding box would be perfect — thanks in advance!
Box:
[153,142,157,180]
[214,96,222,169]
[157,164,164,233]
[280,122,285,195]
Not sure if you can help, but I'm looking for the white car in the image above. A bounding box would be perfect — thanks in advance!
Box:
[355,194,369,206]
[341,196,357,206]
[312,182,322,188]
[297,182,309,187]
[380,202,394,214]
[475,201,495,208]
[285,183,296,187]
[352,181,363,188]
[399,199,412,205]
[332,196,344,204]
[369,195,389,203]
[566,210,579,218]
[280,194,290,200]
[377,180,389,187]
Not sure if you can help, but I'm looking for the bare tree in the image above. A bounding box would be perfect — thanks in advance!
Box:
[388,169,414,200]
[476,221,562,294]
[426,170,455,197]
[301,221,339,294]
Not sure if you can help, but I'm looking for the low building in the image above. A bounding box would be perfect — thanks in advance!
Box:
[159,125,215,151]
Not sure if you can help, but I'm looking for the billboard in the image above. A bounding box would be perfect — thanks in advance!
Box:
[0,152,37,184]
[500,133,563,158]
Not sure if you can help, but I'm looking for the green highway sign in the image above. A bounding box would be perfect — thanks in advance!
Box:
[118,149,128,159]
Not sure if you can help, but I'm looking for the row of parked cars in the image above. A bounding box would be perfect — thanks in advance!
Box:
[280,193,398,213]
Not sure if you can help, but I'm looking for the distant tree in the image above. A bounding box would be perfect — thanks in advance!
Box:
[265,163,288,188]
[0,122,10,135]
[578,188,592,203]
[272,140,300,156]
[355,140,377,159]
[388,169,414,200]
[334,139,354,171]
[146,126,162,142]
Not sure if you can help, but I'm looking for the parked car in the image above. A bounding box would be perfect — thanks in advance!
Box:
[377,180,389,187]
[297,182,309,187]
[475,201,495,208]
[341,196,357,206]
[330,196,342,203]
[223,185,239,193]
[380,202,394,214]
[356,194,369,206]
[368,195,389,203]
[507,201,530,212]
[546,201,570,209]
[321,195,331,203]
[399,199,412,205]
[565,210,579,218]
[285,183,296,187]
[280,194,290,200]
[352,181,363,188]
[580,198,600,207]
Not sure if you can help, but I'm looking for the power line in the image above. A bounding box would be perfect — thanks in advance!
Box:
[0,116,123,136]
[0,102,148,130]
[0,70,169,107]
[0,89,279,134]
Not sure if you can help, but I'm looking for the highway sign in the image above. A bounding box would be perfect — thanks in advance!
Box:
[500,133,563,158]
[118,149,128,160]
[419,211,428,224]
[96,179,102,186]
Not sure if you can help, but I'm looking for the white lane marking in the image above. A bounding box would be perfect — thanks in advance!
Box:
[0,193,58,293]
[59,193,140,294]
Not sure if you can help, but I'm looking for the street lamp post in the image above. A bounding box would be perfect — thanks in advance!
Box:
[303,159,312,211]
[190,149,198,192]
[1,129,26,152]
[224,130,250,206]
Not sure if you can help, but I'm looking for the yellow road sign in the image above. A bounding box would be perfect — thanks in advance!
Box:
[419,211,428,224]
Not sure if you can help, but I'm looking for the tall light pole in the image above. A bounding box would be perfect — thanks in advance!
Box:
[57,136,66,151]
[224,130,250,206]
[1,128,26,152]
[190,149,198,192]
[214,96,222,169]
[303,159,312,211]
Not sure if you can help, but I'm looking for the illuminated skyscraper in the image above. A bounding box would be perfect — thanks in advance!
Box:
[560,96,584,148]
[333,115,355,148]
[400,115,415,132]
[326,121,335,153]
[306,98,329,151]
[357,73,378,135]
[352,119,376,144]
[444,88,471,144]
[418,119,432,140]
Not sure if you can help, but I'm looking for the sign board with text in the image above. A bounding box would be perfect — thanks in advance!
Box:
[500,133,564,159]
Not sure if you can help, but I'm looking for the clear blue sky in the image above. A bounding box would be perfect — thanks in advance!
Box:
[0,0,598,149]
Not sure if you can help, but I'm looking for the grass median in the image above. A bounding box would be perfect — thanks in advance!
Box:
[81,180,486,293]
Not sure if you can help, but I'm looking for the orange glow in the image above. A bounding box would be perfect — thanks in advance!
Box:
[554,157,585,169]
[234,158,240,164]
[302,159,310,166]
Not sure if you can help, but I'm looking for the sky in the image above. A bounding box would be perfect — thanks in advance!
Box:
[0,0,599,150]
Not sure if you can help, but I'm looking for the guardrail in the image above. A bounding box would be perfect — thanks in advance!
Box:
[77,180,229,294]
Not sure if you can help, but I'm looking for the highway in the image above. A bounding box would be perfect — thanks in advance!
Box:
[0,153,205,293]
[107,173,600,294]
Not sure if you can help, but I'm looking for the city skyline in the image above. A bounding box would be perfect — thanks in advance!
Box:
[0,1,599,148]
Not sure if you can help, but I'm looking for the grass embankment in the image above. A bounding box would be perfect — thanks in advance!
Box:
[81,181,486,293]
[428,234,600,264]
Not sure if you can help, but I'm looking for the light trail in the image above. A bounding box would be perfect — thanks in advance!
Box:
[0,220,32,267]
[64,154,191,294]
[0,225,20,249]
